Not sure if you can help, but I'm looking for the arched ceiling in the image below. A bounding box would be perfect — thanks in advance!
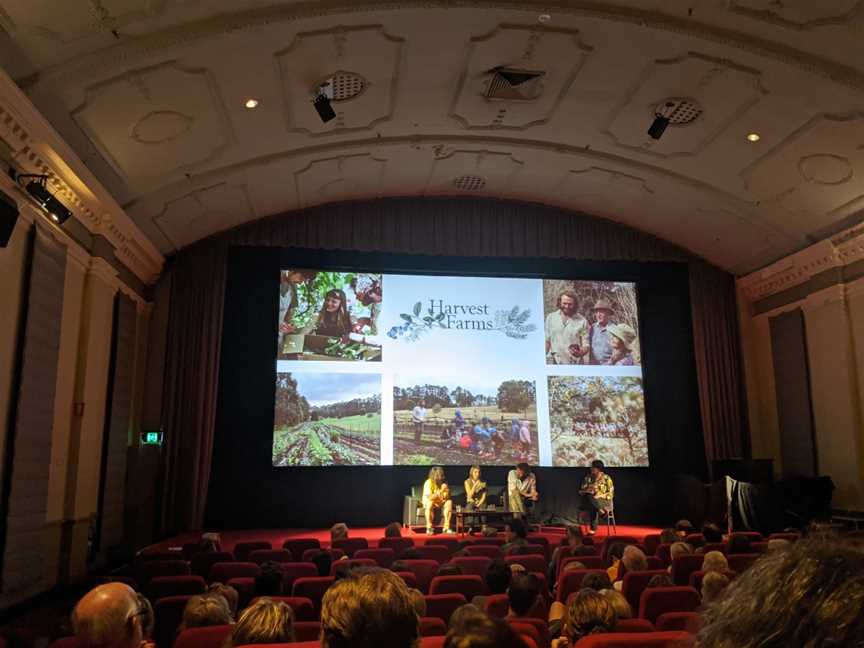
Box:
[3,1,864,275]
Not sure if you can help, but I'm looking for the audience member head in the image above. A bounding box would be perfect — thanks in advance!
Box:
[702,522,724,543]
[448,603,485,631]
[385,522,403,538]
[484,559,511,595]
[621,546,648,573]
[437,564,463,577]
[566,525,583,547]
[321,568,418,648]
[507,573,540,617]
[701,572,730,604]
[311,550,333,577]
[702,551,729,574]
[647,574,674,589]
[255,561,284,596]
[230,598,296,646]
[698,540,864,647]
[660,528,678,545]
[727,534,752,555]
[481,526,498,538]
[72,583,143,648]
[505,518,527,543]
[670,542,693,561]
[206,583,238,618]
[331,523,349,542]
[767,538,792,553]
[509,564,526,575]
[444,610,525,648]
[607,543,626,567]
[181,595,232,630]
[408,588,426,618]
[581,572,612,591]
[675,520,695,537]
[561,560,585,573]
[562,588,617,643]
[198,532,222,553]
[573,545,596,557]
[599,589,632,619]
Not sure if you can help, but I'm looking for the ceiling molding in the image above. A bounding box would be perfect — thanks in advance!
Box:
[727,0,864,31]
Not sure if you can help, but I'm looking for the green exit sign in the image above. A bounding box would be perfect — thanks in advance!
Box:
[140,430,163,446]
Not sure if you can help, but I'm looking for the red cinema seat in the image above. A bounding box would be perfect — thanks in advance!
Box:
[49,639,83,648]
[146,575,205,601]
[174,625,232,648]
[615,619,656,633]
[139,560,190,585]
[684,534,704,548]
[294,622,322,642]
[768,532,799,543]
[471,537,505,546]
[233,541,272,562]
[601,536,638,562]
[139,550,183,562]
[557,570,606,602]
[378,537,415,555]
[394,571,419,590]
[332,538,369,557]
[560,556,605,573]
[226,577,255,609]
[450,556,492,577]
[527,535,551,556]
[731,531,763,543]
[283,538,321,559]
[518,544,549,561]
[153,596,192,648]
[425,537,460,554]
[701,542,727,554]
[416,545,451,564]
[209,562,259,584]
[505,554,547,574]
[399,560,440,593]
[354,548,395,567]
[331,558,377,577]
[508,620,542,648]
[182,543,203,561]
[670,555,704,586]
[248,549,292,565]
[573,631,693,647]
[483,593,509,618]
[280,562,318,591]
[250,596,315,621]
[727,554,761,573]
[302,548,345,562]
[464,545,501,559]
[656,612,702,633]
[429,575,486,599]
[639,587,701,624]
[621,570,669,613]
[645,556,665,571]
[423,640,447,648]
[643,534,661,556]
[190,552,234,579]
[424,593,467,624]
[655,544,672,566]
[419,617,447,637]
[292,576,335,616]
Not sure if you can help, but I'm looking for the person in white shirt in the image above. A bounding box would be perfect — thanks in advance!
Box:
[544,290,589,365]
[412,399,427,444]
[508,463,539,516]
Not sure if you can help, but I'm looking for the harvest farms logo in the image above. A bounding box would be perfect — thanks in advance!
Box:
[387,300,536,341]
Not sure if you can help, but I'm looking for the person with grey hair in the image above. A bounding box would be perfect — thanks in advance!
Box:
[613,546,648,591]
[701,572,730,604]
[330,522,349,542]
[72,583,145,648]
[702,551,729,574]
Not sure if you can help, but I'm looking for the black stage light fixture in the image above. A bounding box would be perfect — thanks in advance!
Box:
[18,174,72,224]
[647,101,677,140]
[312,80,336,123]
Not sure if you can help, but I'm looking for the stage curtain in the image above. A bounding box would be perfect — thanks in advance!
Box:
[159,197,746,533]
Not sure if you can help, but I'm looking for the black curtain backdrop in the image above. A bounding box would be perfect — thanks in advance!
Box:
[161,197,745,534]
[205,246,704,529]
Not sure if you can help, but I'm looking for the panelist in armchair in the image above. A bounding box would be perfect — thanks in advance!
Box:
[422,466,454,535]
[579,459,614,535]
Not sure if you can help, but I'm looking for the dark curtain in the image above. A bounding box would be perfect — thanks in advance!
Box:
[160,197,745,533]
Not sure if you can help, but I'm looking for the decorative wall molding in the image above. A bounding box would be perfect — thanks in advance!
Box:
[728,0,864,31]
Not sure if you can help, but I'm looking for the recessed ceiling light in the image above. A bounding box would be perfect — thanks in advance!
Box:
[538,13,552,23]
[746,132,760,142]
[244,98,259,109]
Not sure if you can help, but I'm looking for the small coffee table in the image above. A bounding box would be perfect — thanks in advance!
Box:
[455,507,517,536]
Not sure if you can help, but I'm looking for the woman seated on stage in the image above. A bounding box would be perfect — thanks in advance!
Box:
[422,466,454,535]
[578,459,614,535]
[464,465,487,510]
[302,288,353,338]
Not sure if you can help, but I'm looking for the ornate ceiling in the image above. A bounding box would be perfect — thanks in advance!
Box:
[3,0,864,276]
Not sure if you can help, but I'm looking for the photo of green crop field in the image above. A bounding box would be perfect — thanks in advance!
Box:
[272,372,381,466]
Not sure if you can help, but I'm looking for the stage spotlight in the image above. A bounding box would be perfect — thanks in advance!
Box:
[647,101,678,140]
[312,80,336,123]
[19,174,72,224]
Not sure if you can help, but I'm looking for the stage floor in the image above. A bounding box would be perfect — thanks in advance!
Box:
[149,524,663,553]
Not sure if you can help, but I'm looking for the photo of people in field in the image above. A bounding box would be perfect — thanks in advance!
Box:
[392,377,538,466]
[272,372,381,466]
[543,279,640,366]
[548,375,648,467]
[278,269,382,361]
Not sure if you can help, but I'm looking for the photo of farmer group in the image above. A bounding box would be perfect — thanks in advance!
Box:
[277,269,383,362]
[543,280,641,366]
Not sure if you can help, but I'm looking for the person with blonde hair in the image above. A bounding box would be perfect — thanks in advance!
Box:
[422,466,453,535]
[330,522,349,542]
[181,595,232,630]
[229,598,296,646]
[599,589,632,619]
[702,551,729,574]
[550,588,617,646]
[321,568,419,648]
[667,541,693,573]
[701,571,730,604]
[206,583,238,619]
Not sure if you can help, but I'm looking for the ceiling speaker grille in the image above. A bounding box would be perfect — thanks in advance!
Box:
[331,73,366,102]
[453,175,486,191]
[485,67,544,101]
[661,98,703,125]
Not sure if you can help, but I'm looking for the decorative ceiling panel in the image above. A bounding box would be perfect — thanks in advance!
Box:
[294,153,387,208]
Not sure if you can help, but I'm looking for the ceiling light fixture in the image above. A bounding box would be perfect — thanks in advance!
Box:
[312,80,336,123]
[244,98,259,109]
[16,173,72,225]
[746,132,761,142]
[538,13,552,23]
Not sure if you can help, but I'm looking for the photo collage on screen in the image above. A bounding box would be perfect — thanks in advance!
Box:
[273,269,648,468]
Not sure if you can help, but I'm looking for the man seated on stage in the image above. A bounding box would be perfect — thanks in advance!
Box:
[579,459,614,536]
[508,463,539,517]
[422,466,454,535]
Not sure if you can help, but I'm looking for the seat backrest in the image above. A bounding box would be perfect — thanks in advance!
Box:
[294,621,322,642]
[557,570,606,602]
[683,534,704,548]
[248,549,292,565]
[302,548,345,563]
[209,562,260,584]
[140,560,191,584]
[419,617,448,637]
[621,570,669,613]
[416,545,451,564]
[701,542,726,554]
[330,558,378,576]
[670,555,704,586]
[471,537,505,546]
[522,543,550,561]
[425,537,460,554]
[615,619,656,633]
[767,532,800,543]
[464,545,501,559]
[378,537,415,555]
[450,556,492,577]
[731,531,763,542]
[153,596,192,648]
[429,575,486,599]
[146,575,206,601]
[190,552,235,578]
[332,538,369,557]
[601,536,638,562]
[139,550,183,562]
[507,619,545,648]
[505,554,547,574]
[483,593,509,618]
[279,562,319,590]
[572,631,693,647]
[174,625,233,648]
[394,571,419,590]
[49,638,83,648]
[249,596,315,621]
[727,553,761,573]
[400,559,441,593]
[560,556,605,573]
[354,548,395,567]
[643,534,661,556]
[423,593,467,624]
[645,556,665,571]
[233,541,272,561]
[654,544,672,566]
[225,577,255,609]
[638,587,701,624]
[655,611,702,633]
[282,538,321,558]
[291,576,335,617]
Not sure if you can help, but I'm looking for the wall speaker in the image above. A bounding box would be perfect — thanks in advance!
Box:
[0,189,19,248]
